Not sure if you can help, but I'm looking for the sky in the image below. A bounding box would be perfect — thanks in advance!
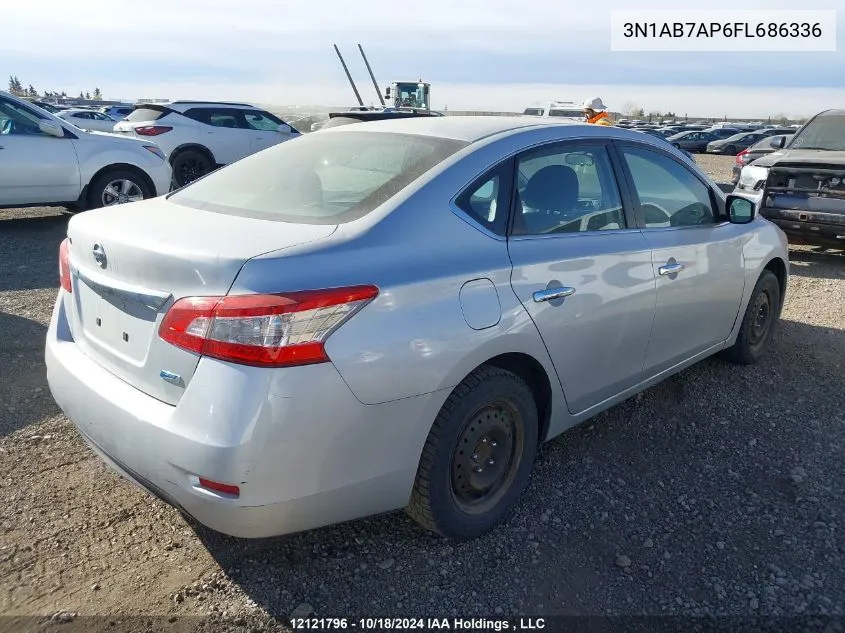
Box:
[4,0,843,117]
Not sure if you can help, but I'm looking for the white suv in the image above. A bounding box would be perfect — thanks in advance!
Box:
[542,101,584,121]
[0,91,171,210]
[113,101,301,186]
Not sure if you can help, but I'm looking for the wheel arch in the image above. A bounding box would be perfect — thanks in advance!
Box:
[483,352,554,442]
[763,256,787,310]
[80,163,157,209]
[169,143,217,167]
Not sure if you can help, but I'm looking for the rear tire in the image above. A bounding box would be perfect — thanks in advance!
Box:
[171,150,213,187]
[720,270,781,365]
[406,365,538,539]
[87,169,151,210]
[725,145,737,155]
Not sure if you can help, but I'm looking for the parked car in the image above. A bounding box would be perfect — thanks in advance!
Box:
[702,127,742,139]
[100,105,135,121]
[0,90,171,210]
[640,128,672,138]
[731,134,794,184]
[56,108,121,133]
[706,131,777,155]
[665,130,719,153]
[735,109,845,247]
[32,100,61,114]
[46,116,789,541]
[112,100,301,187]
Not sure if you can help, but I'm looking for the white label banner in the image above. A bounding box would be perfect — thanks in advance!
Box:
[610,10,837,52]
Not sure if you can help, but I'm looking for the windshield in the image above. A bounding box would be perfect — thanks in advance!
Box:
[790,113,845,151]
[169,131,468,224]
[0,99,48,135]
[549,109,583,118]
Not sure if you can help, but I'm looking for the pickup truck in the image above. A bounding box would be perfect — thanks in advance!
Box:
[734,109,845,248]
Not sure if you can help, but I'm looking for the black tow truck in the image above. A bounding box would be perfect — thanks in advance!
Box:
[749,109,845,248]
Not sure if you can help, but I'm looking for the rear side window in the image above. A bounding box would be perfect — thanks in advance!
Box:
[548,109,583,118]
[207,110,242,129]
[125,107,167,122]
[455,162,512,235]
[169,131,468,224]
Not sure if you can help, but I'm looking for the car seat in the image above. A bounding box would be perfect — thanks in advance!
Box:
[513,165,579,234]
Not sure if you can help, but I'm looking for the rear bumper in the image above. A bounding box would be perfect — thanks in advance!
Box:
[45,293,440,538]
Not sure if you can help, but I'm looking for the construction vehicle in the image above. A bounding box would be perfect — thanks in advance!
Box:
[331,45,435,116]
[385,81,431,112]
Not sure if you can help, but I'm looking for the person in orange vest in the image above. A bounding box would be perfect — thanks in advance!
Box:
[582,97,614,126]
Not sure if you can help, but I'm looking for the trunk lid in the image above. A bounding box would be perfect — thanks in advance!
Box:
[64,197,336,405]
[111,120,138,136]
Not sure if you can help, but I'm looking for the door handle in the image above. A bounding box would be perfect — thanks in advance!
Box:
[658,262,686,276]
[533,287,576,303]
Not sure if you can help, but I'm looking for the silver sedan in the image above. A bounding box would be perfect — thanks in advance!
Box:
[46,116,789,540]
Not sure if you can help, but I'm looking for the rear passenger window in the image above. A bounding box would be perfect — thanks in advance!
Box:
[208,111,241,129]
[513,145,624,235]
[455,163,512,236]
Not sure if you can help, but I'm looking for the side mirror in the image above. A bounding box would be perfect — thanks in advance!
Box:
[277,123,292,134]
[726,194,756,224]
[39,120,65,138]
[770,135,786,149]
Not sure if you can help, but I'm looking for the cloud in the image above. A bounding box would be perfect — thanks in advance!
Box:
[4,0,843,115]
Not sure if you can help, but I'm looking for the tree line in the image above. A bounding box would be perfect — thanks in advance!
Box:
[8,76,101,101]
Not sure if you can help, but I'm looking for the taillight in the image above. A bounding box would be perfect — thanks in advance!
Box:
[134,125,173,136]
[59,238,72,293]
[158,286,378,367]
[736,149,749,165]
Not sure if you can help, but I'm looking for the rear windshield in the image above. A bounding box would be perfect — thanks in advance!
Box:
[321,116,366,129]
[169,131,468,224]
[125,107,167,122]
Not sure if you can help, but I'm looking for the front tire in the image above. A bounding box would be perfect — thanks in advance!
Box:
[724,145,737,155]
[721,270,781,365]
[87,169,151,209]
[406,366,539,539]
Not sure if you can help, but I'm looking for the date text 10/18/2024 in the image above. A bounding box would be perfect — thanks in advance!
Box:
[290,617,547,631]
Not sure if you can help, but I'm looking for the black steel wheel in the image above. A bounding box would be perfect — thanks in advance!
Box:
[406,365,539,539]
[450,401,525,516]
[721,269,782,365]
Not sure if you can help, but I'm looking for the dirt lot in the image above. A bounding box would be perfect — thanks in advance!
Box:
[1,155,844,631]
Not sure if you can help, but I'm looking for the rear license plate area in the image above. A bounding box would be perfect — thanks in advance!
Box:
[75,279,157,363]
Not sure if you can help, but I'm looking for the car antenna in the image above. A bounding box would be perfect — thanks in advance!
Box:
[358,44,386,107]
[333,44,364,107]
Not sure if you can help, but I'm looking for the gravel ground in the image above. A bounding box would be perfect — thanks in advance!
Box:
[1,155,844,632]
